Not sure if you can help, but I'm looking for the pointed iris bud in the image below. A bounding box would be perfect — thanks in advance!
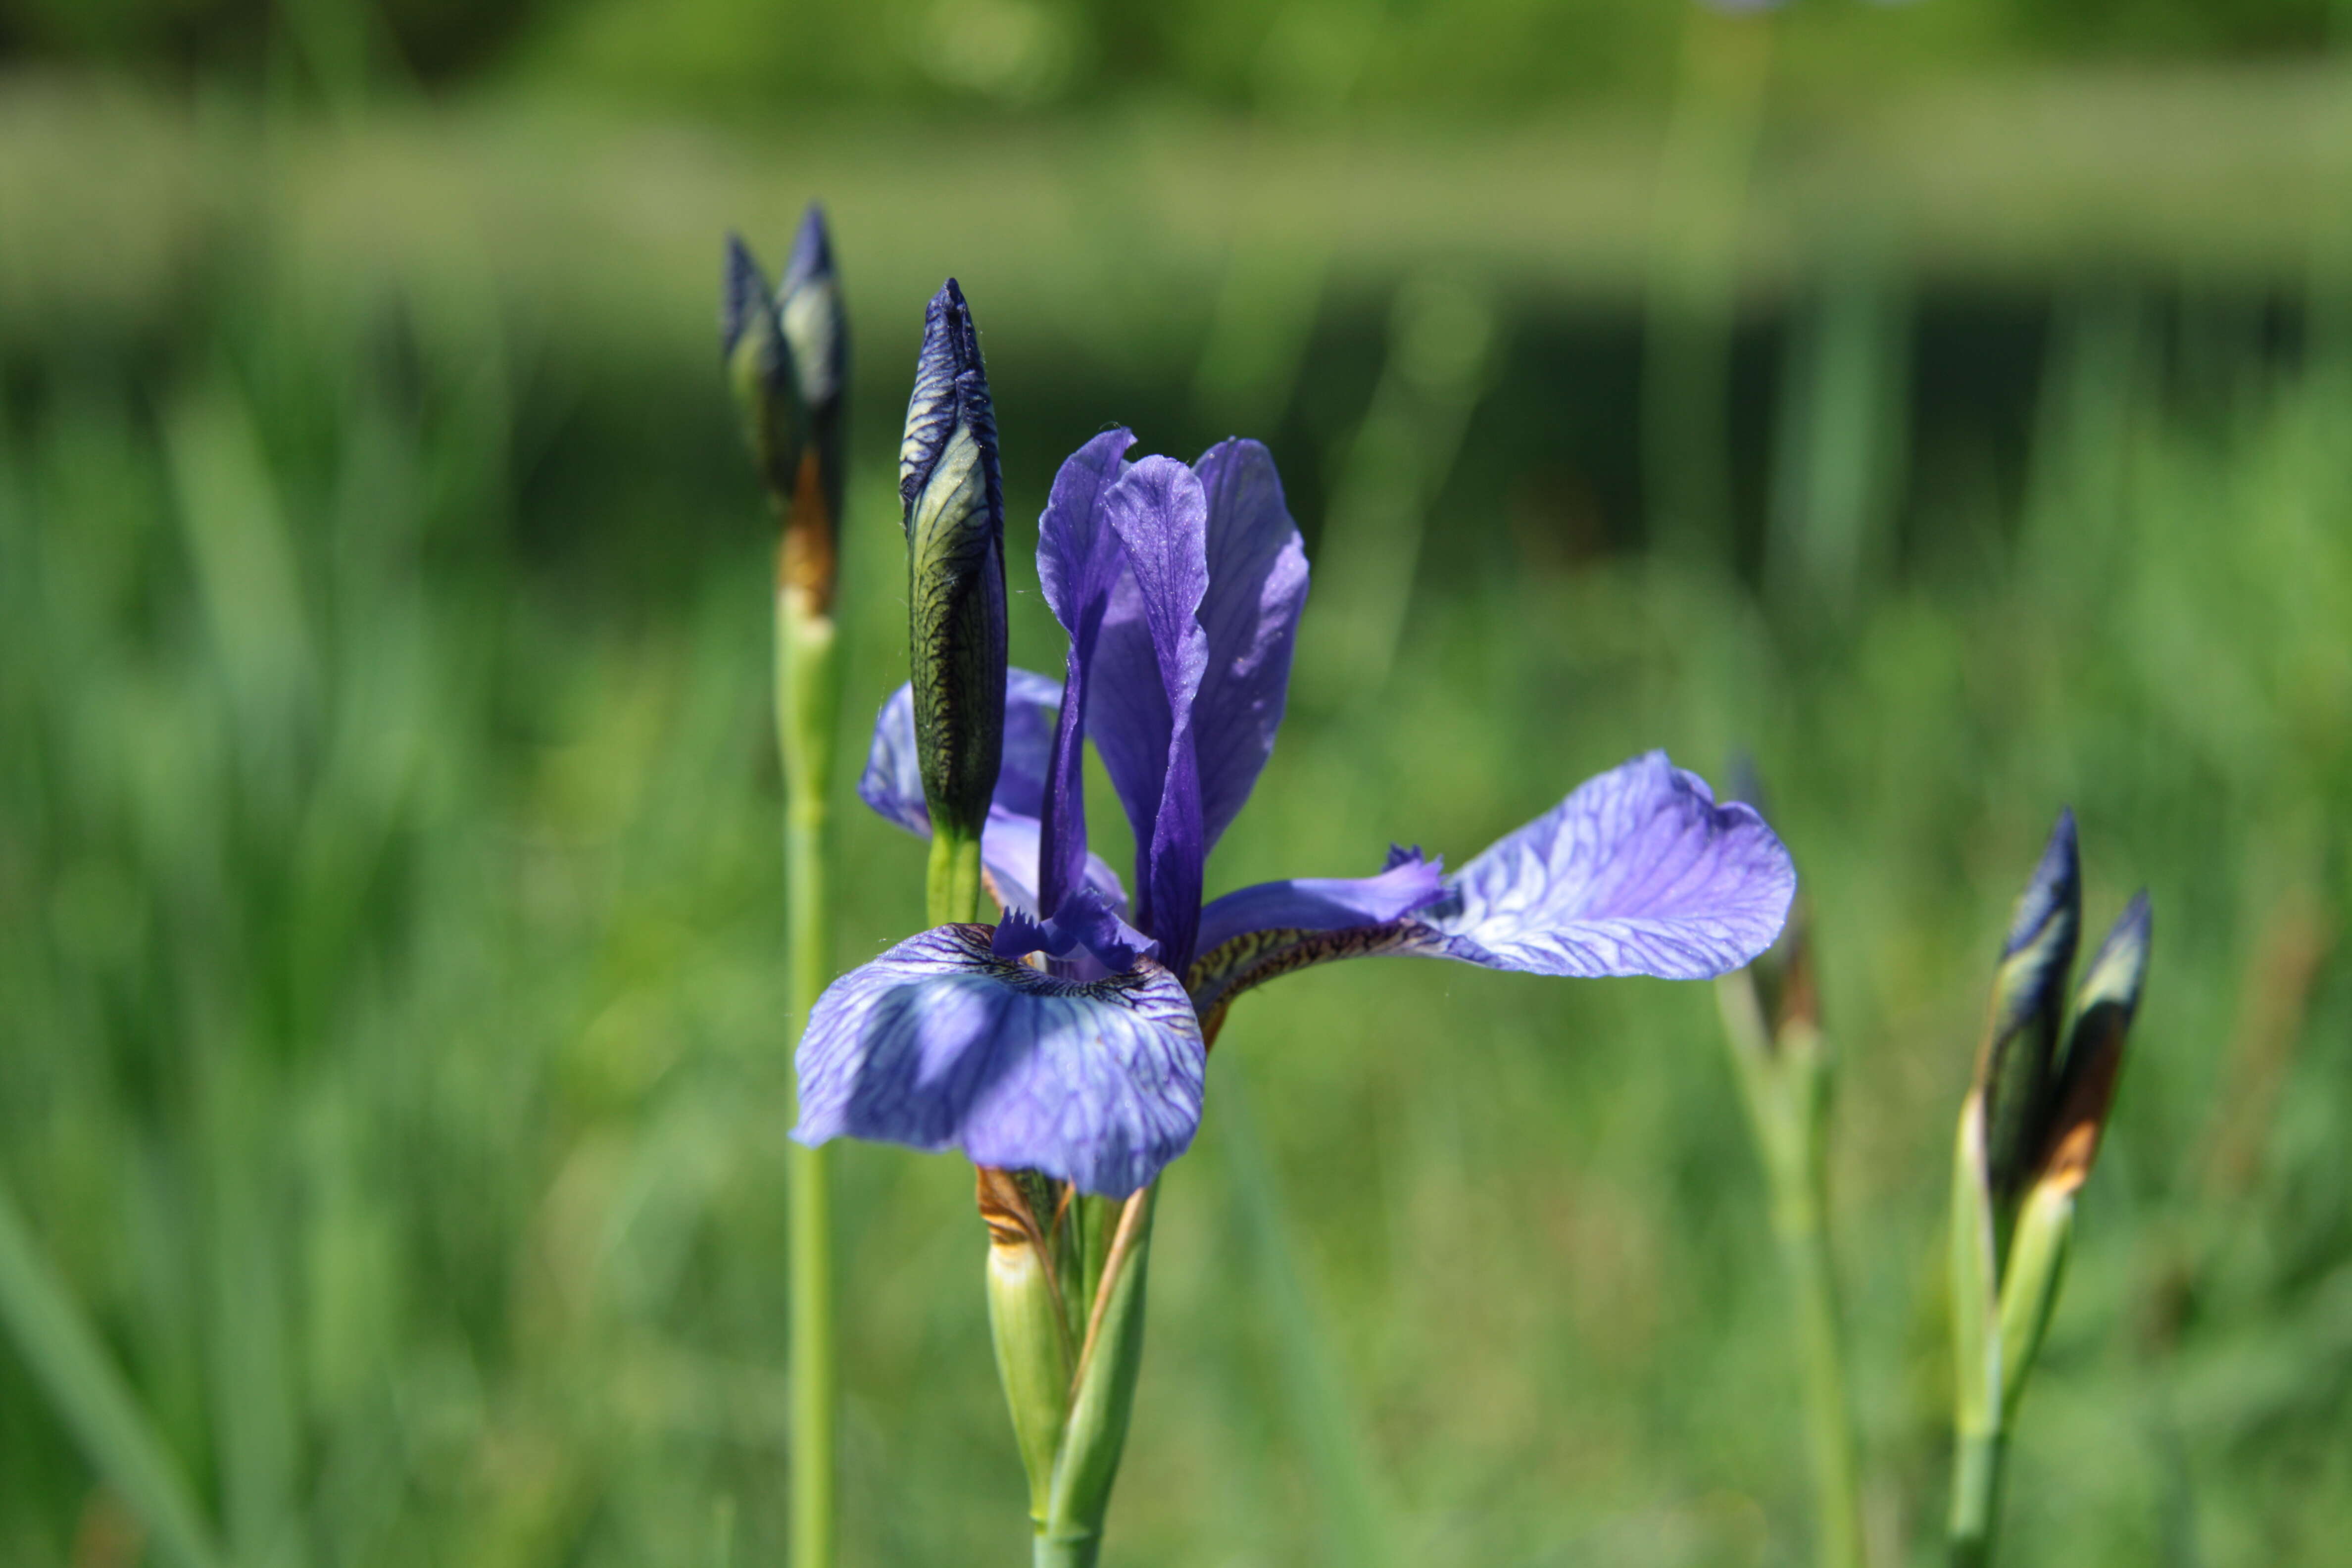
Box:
[724,208,849,619]
[901,279,1008,884]
[1948,815,2153,1560]
[722,233,798,504]
[780,205,845,417]
[1991,891,2151,1421]
[1973,809,2082,1229]
[2038,890,2151,1194]
[777,204,847,616]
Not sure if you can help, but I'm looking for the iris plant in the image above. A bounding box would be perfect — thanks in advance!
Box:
[723,203,850,1568]
[796,281,1798,1564]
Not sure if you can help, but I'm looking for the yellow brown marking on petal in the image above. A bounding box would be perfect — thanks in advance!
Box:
[1185,921,1425,1047]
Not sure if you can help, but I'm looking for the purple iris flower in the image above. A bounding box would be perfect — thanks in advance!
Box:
[795,430,1797,1197]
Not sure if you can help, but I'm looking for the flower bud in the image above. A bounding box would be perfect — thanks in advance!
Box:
[778,205,847,614]
[901,278,1007,859]
[1948,819,2153,1561]
[724,206,849,619]
[722,233,796,502]
[1973,809,2081,1230]
[977,1167,1071,1527]
[2038,890,2151,1195]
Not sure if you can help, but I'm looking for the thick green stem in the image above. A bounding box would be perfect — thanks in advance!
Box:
[1031,1532,1099,1568]
[1948,1430,2005,1568]
[929,826,985,926]
[778,591,839,1568]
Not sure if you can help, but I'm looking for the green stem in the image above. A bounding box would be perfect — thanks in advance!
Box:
[928,826,985,925]
[1775,1182,1865,1568]
[778,591,839,1568]
[1948,1430,2005,1568]
[1032,1530,1099,1568]
[1717,986,1864,1568]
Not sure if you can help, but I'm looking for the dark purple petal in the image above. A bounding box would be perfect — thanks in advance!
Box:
[1189,440,1311,850]
[1035,429,1137,914]
[1093,457,1211,973]
[1415,752,1795,978]
[991,886,1159,972]
[792,924,1206,1197]
[1194,847,1446,956]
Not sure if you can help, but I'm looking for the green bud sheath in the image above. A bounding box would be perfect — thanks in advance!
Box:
[980,1171,1074,1527]
[1950,1091,2003,1448]
[900,281,1007,879]
[1994,1179,2074,1421]
[908,419,1008,856]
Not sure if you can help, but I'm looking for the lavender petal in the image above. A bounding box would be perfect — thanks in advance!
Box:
[1416,751,1796,979]
[792,925,1206,1197]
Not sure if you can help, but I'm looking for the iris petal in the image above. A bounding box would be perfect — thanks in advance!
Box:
[792,924,1206,1197]
[1035,429,1136,914]
[1194,847,1446,958]
[1183,754,1794,1038]
[1417,751,1796,979]
[1092,457,1212,973]
[1188,441,1311,850]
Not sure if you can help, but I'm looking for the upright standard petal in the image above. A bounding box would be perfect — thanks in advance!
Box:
[1035,429,1137,915]
[1189,440,1311,850]
[1417,752,1795,979]
[1092,457,1212,973]
[792,925,1206,1197]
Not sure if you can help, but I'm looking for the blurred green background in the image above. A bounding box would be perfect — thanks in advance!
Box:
[3,0,2350,1564]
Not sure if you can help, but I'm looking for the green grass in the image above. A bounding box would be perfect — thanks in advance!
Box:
[2,90,2350,1568]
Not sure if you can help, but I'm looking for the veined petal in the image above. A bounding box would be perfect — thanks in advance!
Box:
[792,924,1206,1197]
[1036,429,1136,914]
[1190,440,1311,850]
[859,673,1127,914]
[1094,457,1212,975]
[1183,755,1794,1040]
[1417,752,1795,978]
